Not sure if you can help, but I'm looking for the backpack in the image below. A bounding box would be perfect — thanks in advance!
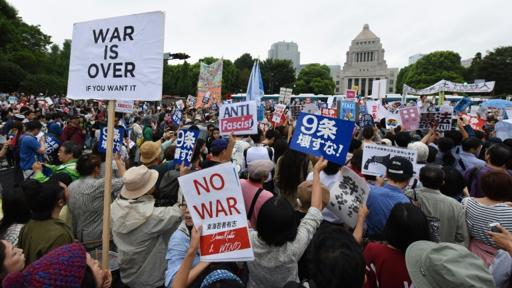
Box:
[154,169,180,207]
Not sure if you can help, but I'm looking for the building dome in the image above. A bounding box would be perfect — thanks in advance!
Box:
[354,24,378,40]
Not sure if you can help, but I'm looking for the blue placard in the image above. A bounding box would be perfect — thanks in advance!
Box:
[257,104,265,122]
[172,109,183,126]
[45,134,60,155]
[454,97,472,113]
[358,113,374,128]
[174,128,200,166]
[290,112,355,165]
[339,101,358,121]
[98,127,125,153]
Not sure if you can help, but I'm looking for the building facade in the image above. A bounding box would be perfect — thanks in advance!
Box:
[339,24,399,96]
[268,41,301,72]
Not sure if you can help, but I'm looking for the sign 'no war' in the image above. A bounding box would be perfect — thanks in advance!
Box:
[67,11,164,101]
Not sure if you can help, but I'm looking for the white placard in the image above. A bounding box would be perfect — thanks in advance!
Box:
[67,11,165,101]
[115,100,134,113]
[175,100,184,110]
[45,97,54,106]
[371,79,387,99]
[178,163,254,262]
[361,144,418,177]
[219,101,258,135]
[328,167,370,228]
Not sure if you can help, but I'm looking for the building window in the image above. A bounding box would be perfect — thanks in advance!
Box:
[368,78,373,95]
[354,78,359,87]
[348,78,353,90]
[361,78,367,96]
[336,88,339,92]
[336,81,340,85]
[390,80,394,85]
[389,87,393,93]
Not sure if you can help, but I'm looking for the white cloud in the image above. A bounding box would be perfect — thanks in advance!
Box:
[8,0,512,68]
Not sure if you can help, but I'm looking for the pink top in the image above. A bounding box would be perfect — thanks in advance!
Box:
[240,179,274,228]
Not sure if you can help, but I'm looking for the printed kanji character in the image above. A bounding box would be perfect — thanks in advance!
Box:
[186,150,193,162]
[312,137,324,150]
[174,148,181,159]
[323,141,337,155]
[113,130,121,142]
[183,131,196,149]
[297,133,312,148]
[317,118,337,140]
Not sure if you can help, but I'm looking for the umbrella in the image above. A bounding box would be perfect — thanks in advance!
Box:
[481,99,512,109]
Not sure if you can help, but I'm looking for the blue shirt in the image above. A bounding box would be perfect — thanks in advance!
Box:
[457,151,485,173]
[365,184,410,237]
[165,224,200,287]
[19,134,41,171]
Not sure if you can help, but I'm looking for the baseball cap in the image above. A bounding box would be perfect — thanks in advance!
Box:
[210,139,228,153]
[387,156,414,181]
[405,241,495,288]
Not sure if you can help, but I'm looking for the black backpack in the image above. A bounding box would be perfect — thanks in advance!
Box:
[154,169,180,207]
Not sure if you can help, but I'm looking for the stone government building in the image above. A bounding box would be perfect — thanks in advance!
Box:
[334,24,399,96]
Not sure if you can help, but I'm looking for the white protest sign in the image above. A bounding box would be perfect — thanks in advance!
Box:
[178,163,254,262]
[175,100,184,110]
[328,167,370,228]
[67,11,164,101]
[366,100,380,120]
[45,97,54,106]
[327,96,334,108]
[272,104,286,123]
[280,87,292,104]
[385,113,401,129]
[115,100,134,113]
[371,79,387,99]
[219,101,257,135]
[302,103,319,115]
[361,144,418,177]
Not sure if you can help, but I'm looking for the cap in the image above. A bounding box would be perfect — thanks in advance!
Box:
[247,160,274,181]
[387,156,414,179]
[210,139,228,153]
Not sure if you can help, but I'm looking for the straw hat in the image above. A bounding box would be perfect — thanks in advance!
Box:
[140,140,162,164]
[120,166,159,199]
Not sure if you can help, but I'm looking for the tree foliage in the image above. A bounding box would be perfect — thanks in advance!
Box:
[294,64,335,95]
[260,59,296,94]
[471,47,512,95]
[398,51,465,91]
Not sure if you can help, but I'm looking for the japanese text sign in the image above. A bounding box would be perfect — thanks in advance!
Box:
[115,100,134,113]
[172,109,183,126]
[361,144,418,177]
[219,101,257,135]
[321,108,338,118]
[419,112,453,131]
[178,163,254,262]
[399,107,420,131]
[98,127,125,153]
[290,113,355,165]
[67,11,164,101]
[328,167,370,229]
[45,134,60,156]
[358,114,374,128]
[174,128,199,166]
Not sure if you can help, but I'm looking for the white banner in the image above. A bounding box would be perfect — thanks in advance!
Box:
[178,163,254,262]
[115,100,134,113]
[403,79,495,95]
[361,144,418,177]
[219,101,257,135]
[67,11,165,101]
[371,79,387,99]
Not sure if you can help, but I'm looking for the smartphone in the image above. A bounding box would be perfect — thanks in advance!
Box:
[489,222,501,233]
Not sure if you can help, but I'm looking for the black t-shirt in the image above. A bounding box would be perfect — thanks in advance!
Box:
[201,159,221,169]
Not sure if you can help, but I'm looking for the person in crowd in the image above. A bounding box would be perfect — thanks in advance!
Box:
[405,165,468,245]
[457,137,485,173]
[0,187,30,246]
[0,239,25,284]
[295,180,330,224]
[487,224,512,288]
[143,116,155,142]
[394,131,412,148]
[407,141,429,165]
[206,127,221,151]
[165,199,210,287]
[111,165,182,287]
[462,171,512,266]
[246,158,327,288]
[364,203,430,288]
[366,156,413,238]
[465,143,512,197]
[202,138,231,169]
[140,140,175,187]
[361,126,377,145]
[439,166,467,202]
[32,141,82,182]
[295,223,365,288]
[434,137,456,168]
[2,242,112,288]
[45,114,63,165]
[245,128,274,165]
[67,153,124,248]
[305,161,342,223]
[60,115,85,147]
[17,179,74,265]
[405,240,495,288]
[274,149,312,206]
[241,160,275,228]
[266,128,288,164]
[19,120,46,179]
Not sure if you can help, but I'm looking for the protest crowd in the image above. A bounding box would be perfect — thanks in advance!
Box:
[1,89,512,288]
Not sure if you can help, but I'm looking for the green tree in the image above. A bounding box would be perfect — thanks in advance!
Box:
[19,74,66,95]
[395,64,412,94]
[474,47,512,95]
[294,64,335,95]
[234,53,254,71]
[176,61,192,97]
[464,52,482,82]
[260,59,296,94]
[401,51,465,89]
[234,53,254,92]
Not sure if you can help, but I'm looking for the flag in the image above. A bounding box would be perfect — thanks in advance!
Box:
[246,60,264,103]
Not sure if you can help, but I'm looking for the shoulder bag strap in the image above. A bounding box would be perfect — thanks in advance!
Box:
[247,188,264,220]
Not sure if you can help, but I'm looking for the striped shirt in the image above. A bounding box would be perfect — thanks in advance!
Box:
[462,197,512,248]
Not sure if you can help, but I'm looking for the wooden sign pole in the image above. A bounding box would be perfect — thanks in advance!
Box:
[101,99,116,270]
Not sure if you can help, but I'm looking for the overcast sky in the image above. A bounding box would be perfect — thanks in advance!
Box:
[8,0,512,68]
